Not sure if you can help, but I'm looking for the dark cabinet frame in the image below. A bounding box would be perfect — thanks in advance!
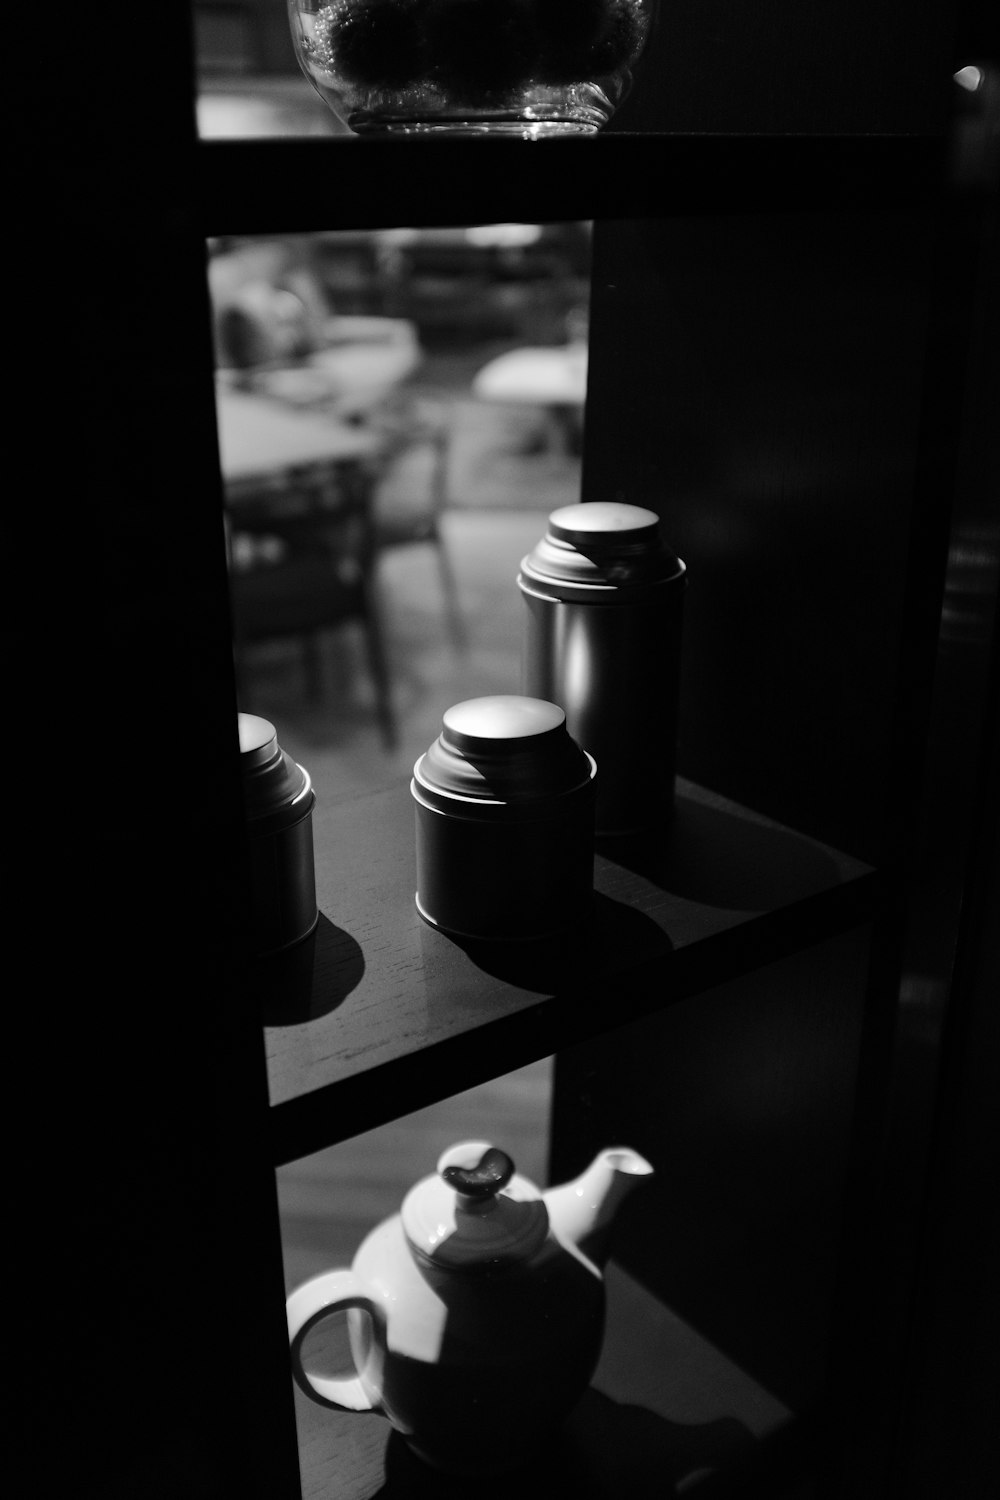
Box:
[72,5,997,1497]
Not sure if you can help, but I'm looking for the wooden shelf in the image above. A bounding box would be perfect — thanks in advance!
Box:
[191,134,946,236]
[293,1260,806,1499]
[262,778,878,1165]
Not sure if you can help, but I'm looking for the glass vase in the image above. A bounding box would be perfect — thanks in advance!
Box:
[287,0,656,137]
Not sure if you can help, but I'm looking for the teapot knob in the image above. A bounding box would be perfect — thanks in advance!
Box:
[439,1144,514,1200]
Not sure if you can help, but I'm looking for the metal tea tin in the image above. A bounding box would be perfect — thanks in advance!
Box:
[518,502,687,836]
[238,713,318,955]
[411,695,596,942]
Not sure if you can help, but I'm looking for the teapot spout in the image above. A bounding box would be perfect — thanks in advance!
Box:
[544,1148,653,1273]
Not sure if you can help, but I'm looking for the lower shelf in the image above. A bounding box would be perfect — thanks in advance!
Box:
[263,777,878,1165]
[294,1262,804,1499]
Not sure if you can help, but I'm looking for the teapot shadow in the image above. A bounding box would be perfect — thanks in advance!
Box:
[445,891,672,993]
[375,1387,757,1498]
[254,912,365,1025]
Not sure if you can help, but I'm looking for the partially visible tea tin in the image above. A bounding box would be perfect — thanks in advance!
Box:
[238,713,318,955]
[518,502,687,836]
[411,695,596,943]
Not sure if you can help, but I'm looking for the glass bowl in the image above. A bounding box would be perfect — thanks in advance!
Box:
[287,0,656,137]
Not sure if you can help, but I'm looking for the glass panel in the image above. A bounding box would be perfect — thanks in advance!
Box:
[208,223,591,794]
[191,0,656,139]
[193,0,348,138]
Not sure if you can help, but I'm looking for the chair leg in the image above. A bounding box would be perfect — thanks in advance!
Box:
[432,527,467,653]
[232,639,252,712]
[425,412,465,652]
[360,583,396,750]
[301,632,324,703]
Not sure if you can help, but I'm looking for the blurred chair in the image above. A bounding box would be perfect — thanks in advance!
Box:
[212,236,464,666]
[364,393,466,652]
[211,249,422,422]
[227,459,396,748]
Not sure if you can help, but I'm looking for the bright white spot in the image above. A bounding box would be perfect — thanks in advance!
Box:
[954,65,983,92]
[465,224,543,248]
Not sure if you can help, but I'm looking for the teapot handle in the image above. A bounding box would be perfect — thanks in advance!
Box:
[286,1270,384,1414]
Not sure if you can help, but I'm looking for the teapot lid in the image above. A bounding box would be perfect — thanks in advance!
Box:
[401,1141,549,1273]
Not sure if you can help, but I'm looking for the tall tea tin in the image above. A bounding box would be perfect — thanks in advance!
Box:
[411,696,596,942]
[518,502,686,836]
[238,712,318,954]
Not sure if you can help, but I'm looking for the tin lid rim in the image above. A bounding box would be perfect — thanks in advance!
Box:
[518,556,687,602]
[411,755,596,821]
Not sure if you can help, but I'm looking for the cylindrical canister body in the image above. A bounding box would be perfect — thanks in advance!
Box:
[412,696,596,943]
[518,503,686,835]
[239,713,319,954]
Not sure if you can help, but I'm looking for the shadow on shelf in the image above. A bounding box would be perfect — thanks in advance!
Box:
[257,913,365,1027]
[598,789,848,911]
[376,1387,757,1498]
[423,890,673,995]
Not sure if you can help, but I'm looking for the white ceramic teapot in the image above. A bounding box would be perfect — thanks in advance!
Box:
[286,1139,654,1475]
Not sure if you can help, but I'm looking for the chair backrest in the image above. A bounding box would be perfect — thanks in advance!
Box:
[227,460,377,642]
[208,238,333,370]
[362,395,454,546]
[217,282,316,370]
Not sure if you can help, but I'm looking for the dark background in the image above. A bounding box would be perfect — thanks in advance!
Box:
[60,3,998,1497]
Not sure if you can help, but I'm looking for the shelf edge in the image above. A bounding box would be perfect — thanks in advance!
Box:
[269,867,886,1165]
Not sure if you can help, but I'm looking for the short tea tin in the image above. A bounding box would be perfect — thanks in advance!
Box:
[411,695,596,943]
[238,713,318,955]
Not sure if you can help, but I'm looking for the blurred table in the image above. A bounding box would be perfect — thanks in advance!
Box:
[472,342,588,407]
[472,343,588,454]
[215,386,382,492]
[247,318,422,422]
